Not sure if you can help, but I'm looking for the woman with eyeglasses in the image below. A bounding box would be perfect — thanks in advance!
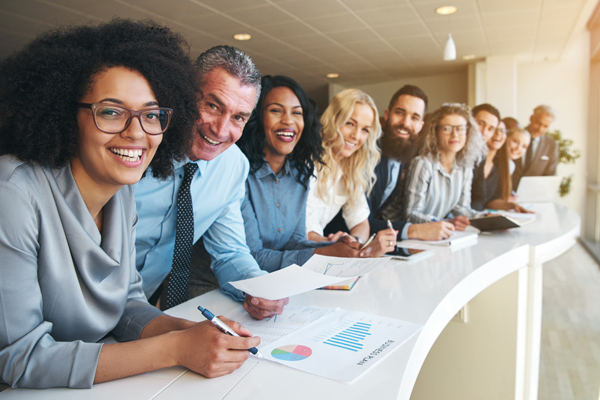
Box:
[0,20,256,389]
[403,103,487,230]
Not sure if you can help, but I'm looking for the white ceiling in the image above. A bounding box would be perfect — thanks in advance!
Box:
[0,0,597,105]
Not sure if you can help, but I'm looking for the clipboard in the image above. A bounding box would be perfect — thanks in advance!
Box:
[469,214,522,231]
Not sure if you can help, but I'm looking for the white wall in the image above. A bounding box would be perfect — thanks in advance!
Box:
[517,31,590,216]
[328,70,468,117]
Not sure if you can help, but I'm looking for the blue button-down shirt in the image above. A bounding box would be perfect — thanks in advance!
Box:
[134,145,265,302]
[241,160,326,273]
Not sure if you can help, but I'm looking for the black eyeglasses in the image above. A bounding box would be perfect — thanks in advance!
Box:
[438,124,468,136]
[77,102,173,135]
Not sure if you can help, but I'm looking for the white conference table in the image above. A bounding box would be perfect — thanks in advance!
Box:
[0,203,580,400]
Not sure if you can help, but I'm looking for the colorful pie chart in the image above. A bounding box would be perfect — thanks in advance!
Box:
[271,345,312,361]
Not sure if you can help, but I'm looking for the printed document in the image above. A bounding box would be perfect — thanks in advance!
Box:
[259,308,422,382]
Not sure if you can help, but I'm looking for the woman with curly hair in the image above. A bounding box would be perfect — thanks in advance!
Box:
[237,76,360,273]
[0,19,257,389]
[305,89,396,256]
[403,103,487,230]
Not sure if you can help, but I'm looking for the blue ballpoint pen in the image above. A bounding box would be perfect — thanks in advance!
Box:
[197,305,263,358]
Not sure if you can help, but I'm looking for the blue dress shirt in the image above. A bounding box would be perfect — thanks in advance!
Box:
[241,160,326,273]
[134,145,266,302]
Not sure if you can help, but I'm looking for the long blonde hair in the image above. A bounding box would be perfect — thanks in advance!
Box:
[316,89,381,207]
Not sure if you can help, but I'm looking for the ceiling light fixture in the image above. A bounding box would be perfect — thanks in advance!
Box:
[437,6,458,61]
[326,73,339,78]
[435,5,457,15]
[233,33,251,41]
[444,34,456,61]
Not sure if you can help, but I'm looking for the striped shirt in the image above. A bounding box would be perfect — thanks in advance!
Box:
[403,154,483,223]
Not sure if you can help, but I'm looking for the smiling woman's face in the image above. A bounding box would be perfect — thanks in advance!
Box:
[334,102,374,160]
[262,86,304,164]
[487,121,507,151]
[73,66,163,192]
[437,113,468,157]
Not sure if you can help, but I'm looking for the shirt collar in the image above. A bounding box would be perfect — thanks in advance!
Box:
[255,158,293,179]
[434,155,454,177]
[175,157,205,178]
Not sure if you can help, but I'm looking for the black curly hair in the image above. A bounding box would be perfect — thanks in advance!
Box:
[0,18,198,179]
[237,75,323,188]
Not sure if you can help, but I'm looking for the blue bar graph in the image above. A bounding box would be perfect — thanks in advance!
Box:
[323,322,372,352]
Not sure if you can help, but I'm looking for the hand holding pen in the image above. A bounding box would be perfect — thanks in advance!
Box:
[198,305,264,358]
[358,220,398,257]
[167,312,260,379]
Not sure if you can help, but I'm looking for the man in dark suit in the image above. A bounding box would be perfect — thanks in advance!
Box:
[325,85,455,241]
[512,105,559,189]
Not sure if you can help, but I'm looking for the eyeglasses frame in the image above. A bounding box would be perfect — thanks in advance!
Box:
[77,102,173,135]
[437,124,469,136]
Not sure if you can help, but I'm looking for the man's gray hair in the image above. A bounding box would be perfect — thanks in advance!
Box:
[195,45,261,105]
[532,104,556,119]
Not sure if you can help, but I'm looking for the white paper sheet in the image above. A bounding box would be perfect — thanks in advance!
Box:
[399,230,478,247]
[226,304,334,347]
[228,265,349,300]
[260,308,423,382]
[302,255,389,277]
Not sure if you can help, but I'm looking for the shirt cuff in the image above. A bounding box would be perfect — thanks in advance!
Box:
[400,223,411,240]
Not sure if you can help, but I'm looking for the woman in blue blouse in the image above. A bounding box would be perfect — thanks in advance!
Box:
[0,20,257,389]
[237,75,361,272]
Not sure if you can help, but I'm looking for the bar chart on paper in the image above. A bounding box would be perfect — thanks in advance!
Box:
[320,321,371,352]
[261,309,423,382]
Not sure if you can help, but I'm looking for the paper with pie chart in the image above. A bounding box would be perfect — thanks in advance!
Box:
[260,308,423,382]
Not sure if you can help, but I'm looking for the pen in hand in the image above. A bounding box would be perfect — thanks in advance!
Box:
[387,219,395,231]
[197,305,263,358]
[359,233,377,251]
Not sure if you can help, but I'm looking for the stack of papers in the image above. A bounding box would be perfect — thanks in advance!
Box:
[229,256,388,300]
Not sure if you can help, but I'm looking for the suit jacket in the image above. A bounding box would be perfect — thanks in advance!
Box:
[369,156,408,234]
[512,134,559,189]
[323,156,408,239]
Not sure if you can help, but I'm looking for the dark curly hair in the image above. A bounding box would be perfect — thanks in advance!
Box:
[237,75,323,188]
[0,18,198,179]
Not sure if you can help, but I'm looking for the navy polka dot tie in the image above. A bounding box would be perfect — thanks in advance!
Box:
[166,162,198,309]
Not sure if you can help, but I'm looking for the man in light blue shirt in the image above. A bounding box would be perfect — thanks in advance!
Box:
[135,46,288,320]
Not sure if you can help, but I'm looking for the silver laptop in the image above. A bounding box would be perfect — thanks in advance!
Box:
[516,176,562,203]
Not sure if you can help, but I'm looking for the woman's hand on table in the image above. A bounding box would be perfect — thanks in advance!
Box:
[449,215,470,231]
[174,318,260,378]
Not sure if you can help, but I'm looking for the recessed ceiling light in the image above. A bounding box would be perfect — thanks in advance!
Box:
[233,33,251,41]
[326,73,339,78]
[435,5,457,15]
[462,54,476,60]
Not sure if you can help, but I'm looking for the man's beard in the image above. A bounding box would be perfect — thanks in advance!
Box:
[379,128,418,163]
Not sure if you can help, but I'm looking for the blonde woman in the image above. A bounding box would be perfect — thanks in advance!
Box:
[506,127,531,175]
[306,89,396,256]
[403,103,487,231]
